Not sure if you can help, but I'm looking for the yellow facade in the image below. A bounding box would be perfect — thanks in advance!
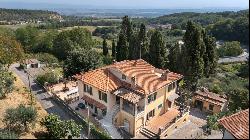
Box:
[192,97,223,114]
[79,79,188,137]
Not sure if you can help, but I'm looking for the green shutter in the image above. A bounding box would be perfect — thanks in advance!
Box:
[99,91,102,100]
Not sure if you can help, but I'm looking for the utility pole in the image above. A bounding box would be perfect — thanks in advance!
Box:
[87,107,90,139]
[27,71,32,93]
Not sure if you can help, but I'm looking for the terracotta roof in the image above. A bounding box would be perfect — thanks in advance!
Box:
[22,59,39,64]
[194,89,227,106]
[75,59,183,95]
[219,109,249,139]
[82,95,106,110]
[113,88,142,104]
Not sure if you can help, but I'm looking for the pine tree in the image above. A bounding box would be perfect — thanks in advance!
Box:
[183,21,205,91]
[111,39,116,59]
[149,30,167,68]
[102,38,108,56]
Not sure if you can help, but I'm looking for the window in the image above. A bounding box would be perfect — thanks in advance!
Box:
[148,92,157,103]
[147,109,155,120]
[102,93,107,103]
[99,91,102,100]
[102,109,107,116]
[98,90,108,103]
[168,82,176,92]
[158,104,163,109]
[94,106,98,114]
[209,104,214,111]
[84,84,92,95]
[122,74,126,80]
[131,76,135,83]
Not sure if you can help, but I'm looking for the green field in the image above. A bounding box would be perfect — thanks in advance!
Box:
[0,24,33,30]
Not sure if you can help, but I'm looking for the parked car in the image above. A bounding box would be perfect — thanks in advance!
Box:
[78,103,85,109]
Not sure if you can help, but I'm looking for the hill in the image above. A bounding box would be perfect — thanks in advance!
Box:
[0,8,63,23]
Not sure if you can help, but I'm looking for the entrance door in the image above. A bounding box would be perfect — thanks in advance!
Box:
[116,96,120,105]
[195,100,203,110]
[168,100,172,108]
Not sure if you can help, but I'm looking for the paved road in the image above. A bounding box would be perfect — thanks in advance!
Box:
[9,63,87,139]
[218,51,249,64]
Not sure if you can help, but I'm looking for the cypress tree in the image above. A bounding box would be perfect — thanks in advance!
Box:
[203,33,217,77]
[116,33,128,61]
[183,21,205,91]
[102,38,108,56]
[167,42,181,72]
[129,31,139,60]
[149,30,167,69]
[111,39,116,59]
[138,23,148,60]
[116,16,132,61]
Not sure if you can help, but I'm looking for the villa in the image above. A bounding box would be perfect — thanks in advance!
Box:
[74,59,190,138]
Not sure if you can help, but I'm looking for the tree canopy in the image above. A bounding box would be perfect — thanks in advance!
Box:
[64,48,102,77]
[53,28,94,60]
[0,35,24,66]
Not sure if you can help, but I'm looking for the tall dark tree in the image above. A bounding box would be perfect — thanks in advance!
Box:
[129,31,139,60]
[116,16,132,61]
[116,33,128,61]
[203,33,217,77]
[167,42,181,72]
[121,16,132,42]
[102,38,108,56]
[111,39,116,58]
[149,30,167,68]
[138,23,148,60]
[183,21,205,91]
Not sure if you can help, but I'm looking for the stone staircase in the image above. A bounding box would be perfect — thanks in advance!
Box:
[99,105,122,139]
[140,128,158,139]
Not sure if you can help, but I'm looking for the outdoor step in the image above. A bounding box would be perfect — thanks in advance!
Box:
[140,128,158,139]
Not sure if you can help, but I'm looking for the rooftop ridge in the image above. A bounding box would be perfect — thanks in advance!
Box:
[219,109,249,122]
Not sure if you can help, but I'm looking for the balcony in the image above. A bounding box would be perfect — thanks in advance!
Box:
[122,100,145,117]
[122,103,135,116]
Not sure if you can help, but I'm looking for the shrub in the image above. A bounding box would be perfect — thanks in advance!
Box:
[90,126,111,139]
[41,114,82,139]
[0,65,15,98]
[217,41,243,57]
[0,130,18,139]
[36,72,59,86]
[3,104,37,132]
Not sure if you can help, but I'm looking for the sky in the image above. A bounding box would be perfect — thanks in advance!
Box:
[0,0,249,9]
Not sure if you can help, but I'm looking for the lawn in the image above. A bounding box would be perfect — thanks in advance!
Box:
[0,73,48,139]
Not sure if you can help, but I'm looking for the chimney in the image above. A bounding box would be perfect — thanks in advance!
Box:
[131,76,137,88]
[161,69,170,81]
[132,60,137,66]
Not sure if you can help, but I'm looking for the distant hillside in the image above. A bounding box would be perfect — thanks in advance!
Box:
[0,8,63,22]
[147,9,249,28]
